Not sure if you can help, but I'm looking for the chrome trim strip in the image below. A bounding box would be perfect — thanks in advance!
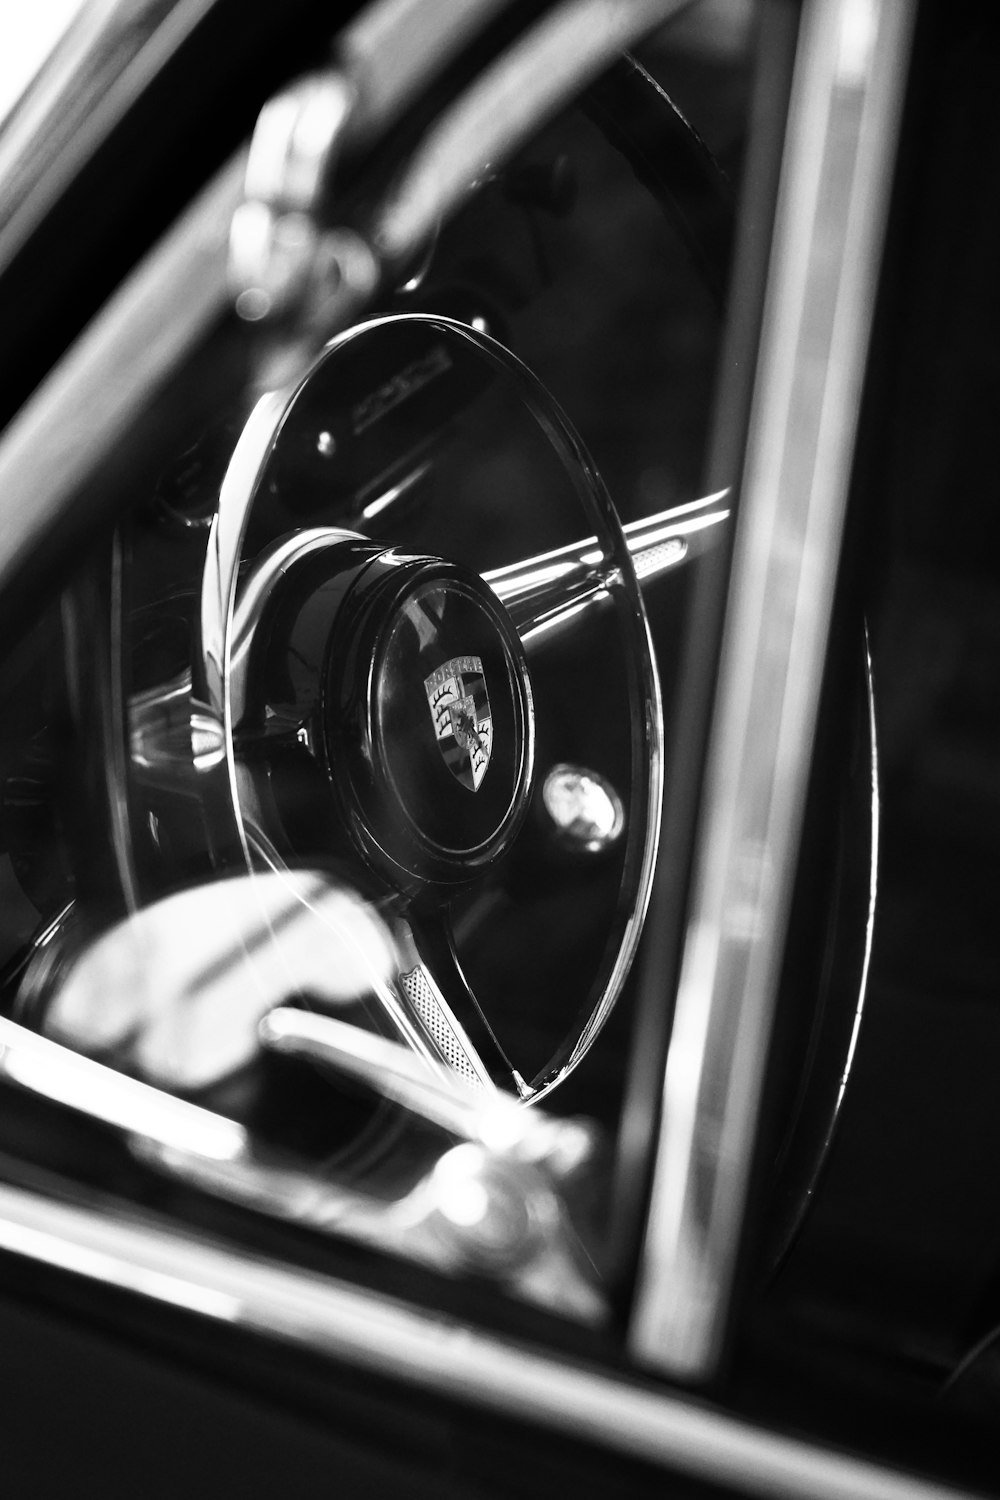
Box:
[0,1016,247,1162]
[0,149,246,606]
[0,1180,975,1500]
[629,0,916,1378]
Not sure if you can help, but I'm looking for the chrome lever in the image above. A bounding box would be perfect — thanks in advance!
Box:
[260,1006,599,1181]
[255,1008,606,1310]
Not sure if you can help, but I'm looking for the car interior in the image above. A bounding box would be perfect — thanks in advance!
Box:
[0,1,999,1496]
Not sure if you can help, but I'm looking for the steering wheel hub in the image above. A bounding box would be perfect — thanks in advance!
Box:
[326,556,534,885]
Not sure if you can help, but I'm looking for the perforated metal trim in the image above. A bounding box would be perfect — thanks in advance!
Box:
[632,536,686,579]
[398,967,482,1088]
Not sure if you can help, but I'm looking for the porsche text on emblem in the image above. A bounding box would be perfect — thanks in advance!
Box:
[424,656,493,792]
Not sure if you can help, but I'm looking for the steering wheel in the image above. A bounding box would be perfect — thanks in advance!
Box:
[135,311,662,1100]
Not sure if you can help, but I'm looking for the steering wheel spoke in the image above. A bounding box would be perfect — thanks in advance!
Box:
[391,904,528,1096]
[484,491,730,647]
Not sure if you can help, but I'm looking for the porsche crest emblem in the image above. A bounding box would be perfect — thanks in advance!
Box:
[424,655,493,792]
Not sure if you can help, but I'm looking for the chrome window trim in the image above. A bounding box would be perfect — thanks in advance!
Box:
[0,1180,975,1500]
[0,0,219,272]
[629,0,916,1379]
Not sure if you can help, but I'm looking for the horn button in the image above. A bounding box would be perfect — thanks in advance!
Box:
[274,550,535,891]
